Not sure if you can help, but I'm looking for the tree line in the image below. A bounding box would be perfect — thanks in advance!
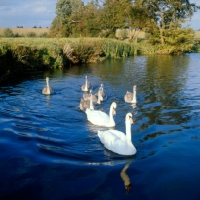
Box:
[49,0,200,54]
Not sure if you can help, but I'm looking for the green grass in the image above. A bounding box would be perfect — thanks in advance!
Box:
[0,37,140,79]
[0,36,198,79]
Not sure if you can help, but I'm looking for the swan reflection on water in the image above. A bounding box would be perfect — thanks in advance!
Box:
[86,122,115,133]
[131,103,137,109]
[120,162,132,194]
[45,94,50,107]
[103,150,134,194]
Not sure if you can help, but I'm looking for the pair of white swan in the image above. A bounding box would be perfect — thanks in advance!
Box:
[42,77,54,95]
[98,112,136,156]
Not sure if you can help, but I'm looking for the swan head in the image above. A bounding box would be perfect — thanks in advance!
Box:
[46,77,49,82]
[126,113,133,124]
[125,184,132,194]
[112,102,117,109]
[111,102,117,115]
[133,85,136,90]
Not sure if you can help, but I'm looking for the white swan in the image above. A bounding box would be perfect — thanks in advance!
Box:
[42,77,54,95]
[81,75,92,92]
[79,92,94,112]
[124,85,137,103]
[83,89,103,104]
[85,102,117,127]
[98,112,136,155]
[96,84,107,101]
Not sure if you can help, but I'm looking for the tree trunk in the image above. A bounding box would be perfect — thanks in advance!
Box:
[158,11,165,46]
[159,27,165,46]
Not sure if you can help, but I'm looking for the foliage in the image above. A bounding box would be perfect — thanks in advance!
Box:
[147,27,195,54]
[39,32,48,38]
[63,38,105,63]
[0,38,67,78]
[50,0,84,37]
[0,44,13,75]
[100,0,132,36]
[48,0,199,54]
[103,39,136,57]
[0,37,140,78]
[3,28,14,37]
[26,32,36,37]
[136,0,199,45]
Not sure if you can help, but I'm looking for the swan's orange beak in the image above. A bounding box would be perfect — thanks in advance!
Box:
[130,118,133,124]
[113,109,116,115]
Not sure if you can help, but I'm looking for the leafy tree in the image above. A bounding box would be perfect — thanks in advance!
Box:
[50,0,84,37]
[134,0,199,45]
[128,1,152,41]
[70,1,102,37]
[100,0,132,37]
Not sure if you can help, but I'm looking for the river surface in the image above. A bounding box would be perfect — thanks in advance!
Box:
[0,53,200,200]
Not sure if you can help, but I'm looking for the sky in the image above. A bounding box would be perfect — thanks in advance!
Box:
[0,0,199,30]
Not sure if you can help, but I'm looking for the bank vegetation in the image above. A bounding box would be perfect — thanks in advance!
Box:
[1,0,200,83]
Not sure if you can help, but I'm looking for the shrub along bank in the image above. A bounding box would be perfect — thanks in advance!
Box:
[0,37,198,84]
[0,38,139,82]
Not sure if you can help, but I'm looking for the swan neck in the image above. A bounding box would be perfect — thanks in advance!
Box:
[85,80,88,90]
[126,121,132,141]
[133,87,136,102]
[97,92,101,104]
[46,79,50,94]
[89,93,94,110]
[120,163,131,186]
[108,105,115,125]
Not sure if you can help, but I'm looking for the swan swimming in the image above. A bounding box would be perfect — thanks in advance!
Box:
[83,89,103,104]
[42,77,54,95]
[98,112,136,155]
[85,102,117,127]
[80,92,94,112]
[124,85,137,103]
[81,75,92,92]
[96,84,107,101]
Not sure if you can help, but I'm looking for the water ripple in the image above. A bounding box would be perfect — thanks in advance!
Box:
[1,54,200,167]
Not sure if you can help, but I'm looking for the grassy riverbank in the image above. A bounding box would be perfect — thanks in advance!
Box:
[0,37,199,84]
[0,37,139,77]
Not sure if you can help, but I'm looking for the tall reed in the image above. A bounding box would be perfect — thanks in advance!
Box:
[103,39,136,58]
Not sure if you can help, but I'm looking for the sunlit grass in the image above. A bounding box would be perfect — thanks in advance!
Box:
[0,37,140,78]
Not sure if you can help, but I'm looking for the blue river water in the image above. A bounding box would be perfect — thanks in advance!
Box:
[0,53,200,200]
